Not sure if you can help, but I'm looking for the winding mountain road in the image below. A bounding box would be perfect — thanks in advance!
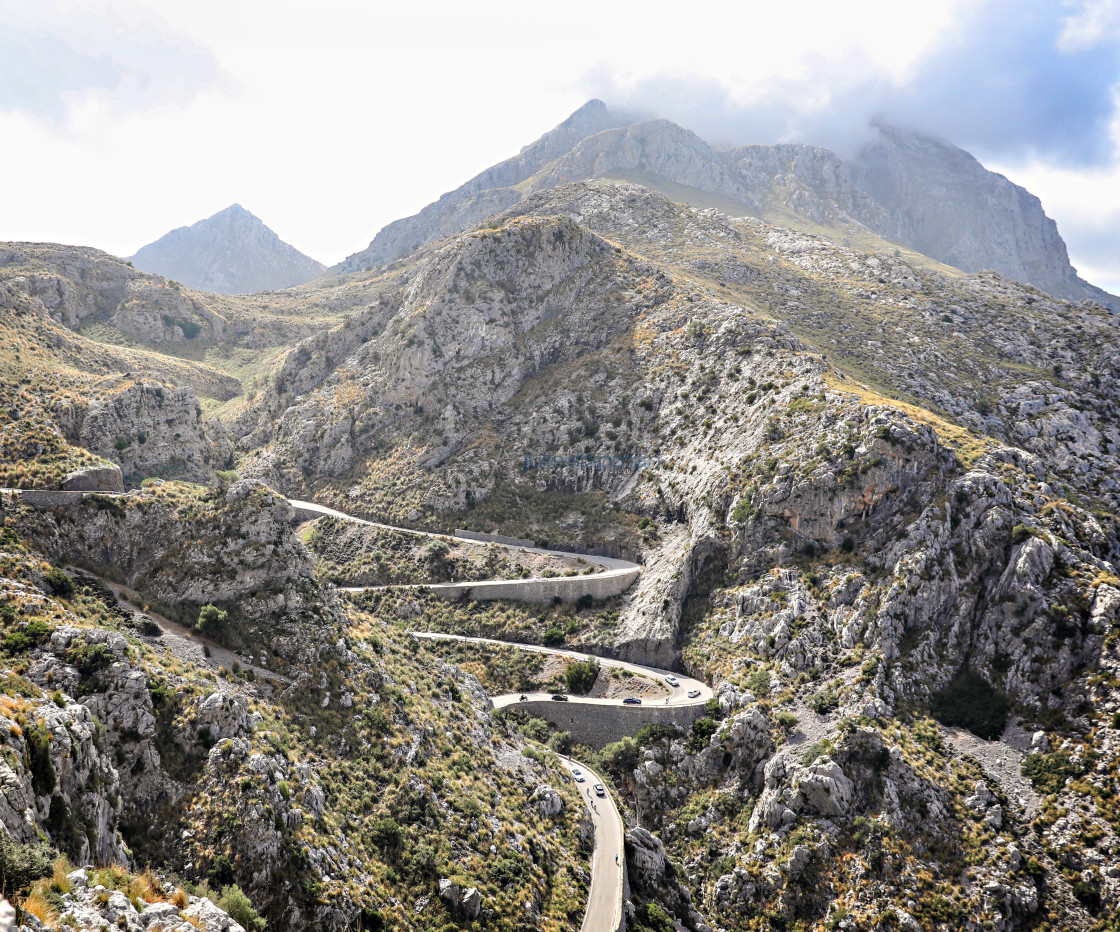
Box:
[288,498,642,599]
[559,756,625,932]
[411,631,712,707]
[411,631,713,932]
[4,487,707,932]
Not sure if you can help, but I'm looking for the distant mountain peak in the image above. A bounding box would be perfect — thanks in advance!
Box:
[130,205,324,295]
[333,105,1115,309]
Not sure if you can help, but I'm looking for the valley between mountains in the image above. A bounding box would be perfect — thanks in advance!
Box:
[1,101,1119,932]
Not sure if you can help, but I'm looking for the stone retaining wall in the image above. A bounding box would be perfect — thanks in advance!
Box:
[432,569,638,604]
[7,490,90,507]
[505,699,705,749]
[454,529,536,548]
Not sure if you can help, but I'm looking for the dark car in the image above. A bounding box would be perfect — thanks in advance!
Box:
[551,694,569,701]
[623,697,642,705]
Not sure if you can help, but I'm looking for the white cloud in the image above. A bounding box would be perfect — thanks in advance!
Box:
[1059,0,1120,51]
[0,1,225,124]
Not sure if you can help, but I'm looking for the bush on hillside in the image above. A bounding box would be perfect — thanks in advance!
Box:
[930,669,1010,740]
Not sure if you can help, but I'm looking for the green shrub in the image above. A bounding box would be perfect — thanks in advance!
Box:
[489,852,528,887]
[747,669,771,694]
[1010,524,1037,545]
[595,737,639,779]
[66,642,114,677]
[27,726,56,796]
[196,604,228,635]
[689,717,717,750]
[807,688,840,715]
[731,499,753,524]
[0,833,55,895]
[370,817,401,850]
[548,731,574,755]
[43,568,73,598]
[1021,751,1083,795]
[636,902,675,932]
[930,669,1009,740]
[773,710,798,731]
[520,718,550,742]
[1071,878,1101,913]
[217,885,266,932]
[541,628,564,647]
[3,619,52,655]
[565,659,599,695]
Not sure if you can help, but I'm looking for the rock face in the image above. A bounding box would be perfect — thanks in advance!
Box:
[60,464,124,493]
[130,204,325,294]
[55,380,231,483]
[10,480,340,655]
[0,671,128,865]
[852,124,1110,305]
[336,101,1115,307]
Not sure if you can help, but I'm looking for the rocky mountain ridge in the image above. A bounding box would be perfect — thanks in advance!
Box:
[130,204,325,295]
[337,101,1116,309]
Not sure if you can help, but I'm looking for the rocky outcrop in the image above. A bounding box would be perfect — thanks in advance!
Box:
[0,653,128,865]
[130,204,325,295]
[8,480,343,655]
[16,868,248,932]
[60,464,124,493]
[56,380,232,483]
[852,124,1109,305]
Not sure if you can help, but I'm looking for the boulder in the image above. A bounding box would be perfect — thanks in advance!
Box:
[792,758,853,816]
[461,887,482,919]
[533,784,564,816]
[61,464,124,493]
[438,879,461,908]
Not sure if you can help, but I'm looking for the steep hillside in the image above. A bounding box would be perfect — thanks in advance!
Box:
[1,170,1118,931]
[0,242,345,487]
[0,484,594,931]
[130,204,326,295]
[229,183,1120,926]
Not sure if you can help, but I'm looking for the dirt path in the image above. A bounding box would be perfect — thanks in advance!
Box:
[68,567,289,688]
[945,726,1043,817]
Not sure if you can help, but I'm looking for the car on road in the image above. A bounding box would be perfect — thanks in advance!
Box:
[687,689,701,698]
[594,784,606,796]
[665,675,680,687]
[623,697,642,705]
[570,768,582,776]
[551,694,568,701]
[573,774,585,782]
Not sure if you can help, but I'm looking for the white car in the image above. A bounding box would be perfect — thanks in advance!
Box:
[687,688,701,698]
[665,675,680,687]
[594,783,606,797]
[570,768,582,777]
[573,774,585,783]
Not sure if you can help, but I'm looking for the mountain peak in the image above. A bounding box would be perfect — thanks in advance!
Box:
[129,206,325,295]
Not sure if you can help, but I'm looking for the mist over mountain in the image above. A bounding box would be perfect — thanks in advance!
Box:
[130,203,325,294]
[337,101,1116,310]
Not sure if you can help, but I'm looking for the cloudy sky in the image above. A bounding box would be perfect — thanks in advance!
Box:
[1,0,1118,292]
